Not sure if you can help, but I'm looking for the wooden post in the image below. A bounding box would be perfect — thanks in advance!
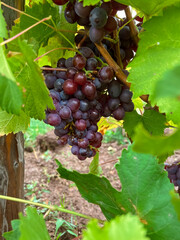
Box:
[0,1,25,238]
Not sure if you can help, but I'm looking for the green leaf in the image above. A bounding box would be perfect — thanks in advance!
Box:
[154,65,180,98]
[20,2,58,47]
[83,214,149,240]
[19,207,50,240]
[128,6,180,123]
[0,74,22,115]
[132,124,180,162]
[0,8,8,38]
[57,145,180,240]
[89,152,102,176]
[3,220,21,240]
[116,146,180,240]
[0,109,30,135]
[0,46,23,114]
[117,0,179,16]
[56,160,125,220]
[83,0,180,16]
[16,40,54,120]
[171,191,180,221]
[123,109,166,138]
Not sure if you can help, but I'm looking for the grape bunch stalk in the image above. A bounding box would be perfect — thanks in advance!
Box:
[165,162,180,192]
[43,0,143,160]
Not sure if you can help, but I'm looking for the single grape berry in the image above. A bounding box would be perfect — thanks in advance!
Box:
[75,119,87,131]
[52,0,68,5]
[112,106,125,120]
[47,113,61,126]
[86,58,98,70]
[64,2,78,24]
[99,66,114,83]
[57,58,66,68]
[74,1,93,18]
[119,26,131,40]
[108,98,120,111]
[66,67,78,79]
[122,101,134,112]
[45,74,57,89]
[74,71,87,85]
[82,82,96,98]
[67,98,80,112]
[101,2,112,15]
[59,106,72,119]
[79,47,95,59]
[104,16,117,32]
[89,27,105,43]
[119,89,133,103]
[108,80,122,98]
[63,79,77,95]
[89,7,108,29]
[73,54,86,70]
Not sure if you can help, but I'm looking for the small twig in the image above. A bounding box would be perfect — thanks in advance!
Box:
[103,36,117,44]
[78,34,88,48]
[34,47,78,62]
[113,29,123,69]
[100,159,118,166]
[0,16,52,46]
[95,42,130,87]
[41,67,67,72]
[125,7,139,46]
[43,209,51,219]
[33,148,38,161]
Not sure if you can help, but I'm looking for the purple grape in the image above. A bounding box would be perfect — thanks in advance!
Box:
[71,145,79,155]
[47,113,61,126]
[59,106,72,119]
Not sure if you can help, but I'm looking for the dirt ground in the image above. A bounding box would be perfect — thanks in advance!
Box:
[24,130,126,239]
[24,130,180,239]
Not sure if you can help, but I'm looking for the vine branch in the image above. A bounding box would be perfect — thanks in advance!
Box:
[125,7,139,46]
[0,16,52,46]
[0,195,105,223]
[34,47,78,62]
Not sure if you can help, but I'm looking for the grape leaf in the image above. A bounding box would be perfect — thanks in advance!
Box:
[0,109,30,135]
[83,214,149,240]
[128,6,180,123]
[0,8,8,38]
[16,40,54,120]
[20,2,58,47]
[132,124,180,162]
[3,220,21,240]
[83,0,179,16]
[56,159,125,220]
[57,145,180,240]
[171,191,180,221]
[154,65,180,99]
[115,0,180,16]
[0,46,22,114]
[123,109,166,138]
[89,152,102,176]
[3,207,50,240]
[19,207,50,240]
[116,146,180,240]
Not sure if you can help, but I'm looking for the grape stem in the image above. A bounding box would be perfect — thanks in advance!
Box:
[95,42,149,102]
[0,195,105,223]
[125,7,139,46]
[34,47,78,62]
[113,29,123,69]
[0,16,52,46]
[41,67,67,72]
[78,34,88,48]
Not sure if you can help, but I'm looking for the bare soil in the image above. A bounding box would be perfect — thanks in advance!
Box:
[24,130,126,239]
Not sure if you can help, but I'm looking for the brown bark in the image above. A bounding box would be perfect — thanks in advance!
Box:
[0,1,25,239]
[0,133,24,237]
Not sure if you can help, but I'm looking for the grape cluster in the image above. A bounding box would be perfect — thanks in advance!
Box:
[165,162,180,190]
[43,46,134,160]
